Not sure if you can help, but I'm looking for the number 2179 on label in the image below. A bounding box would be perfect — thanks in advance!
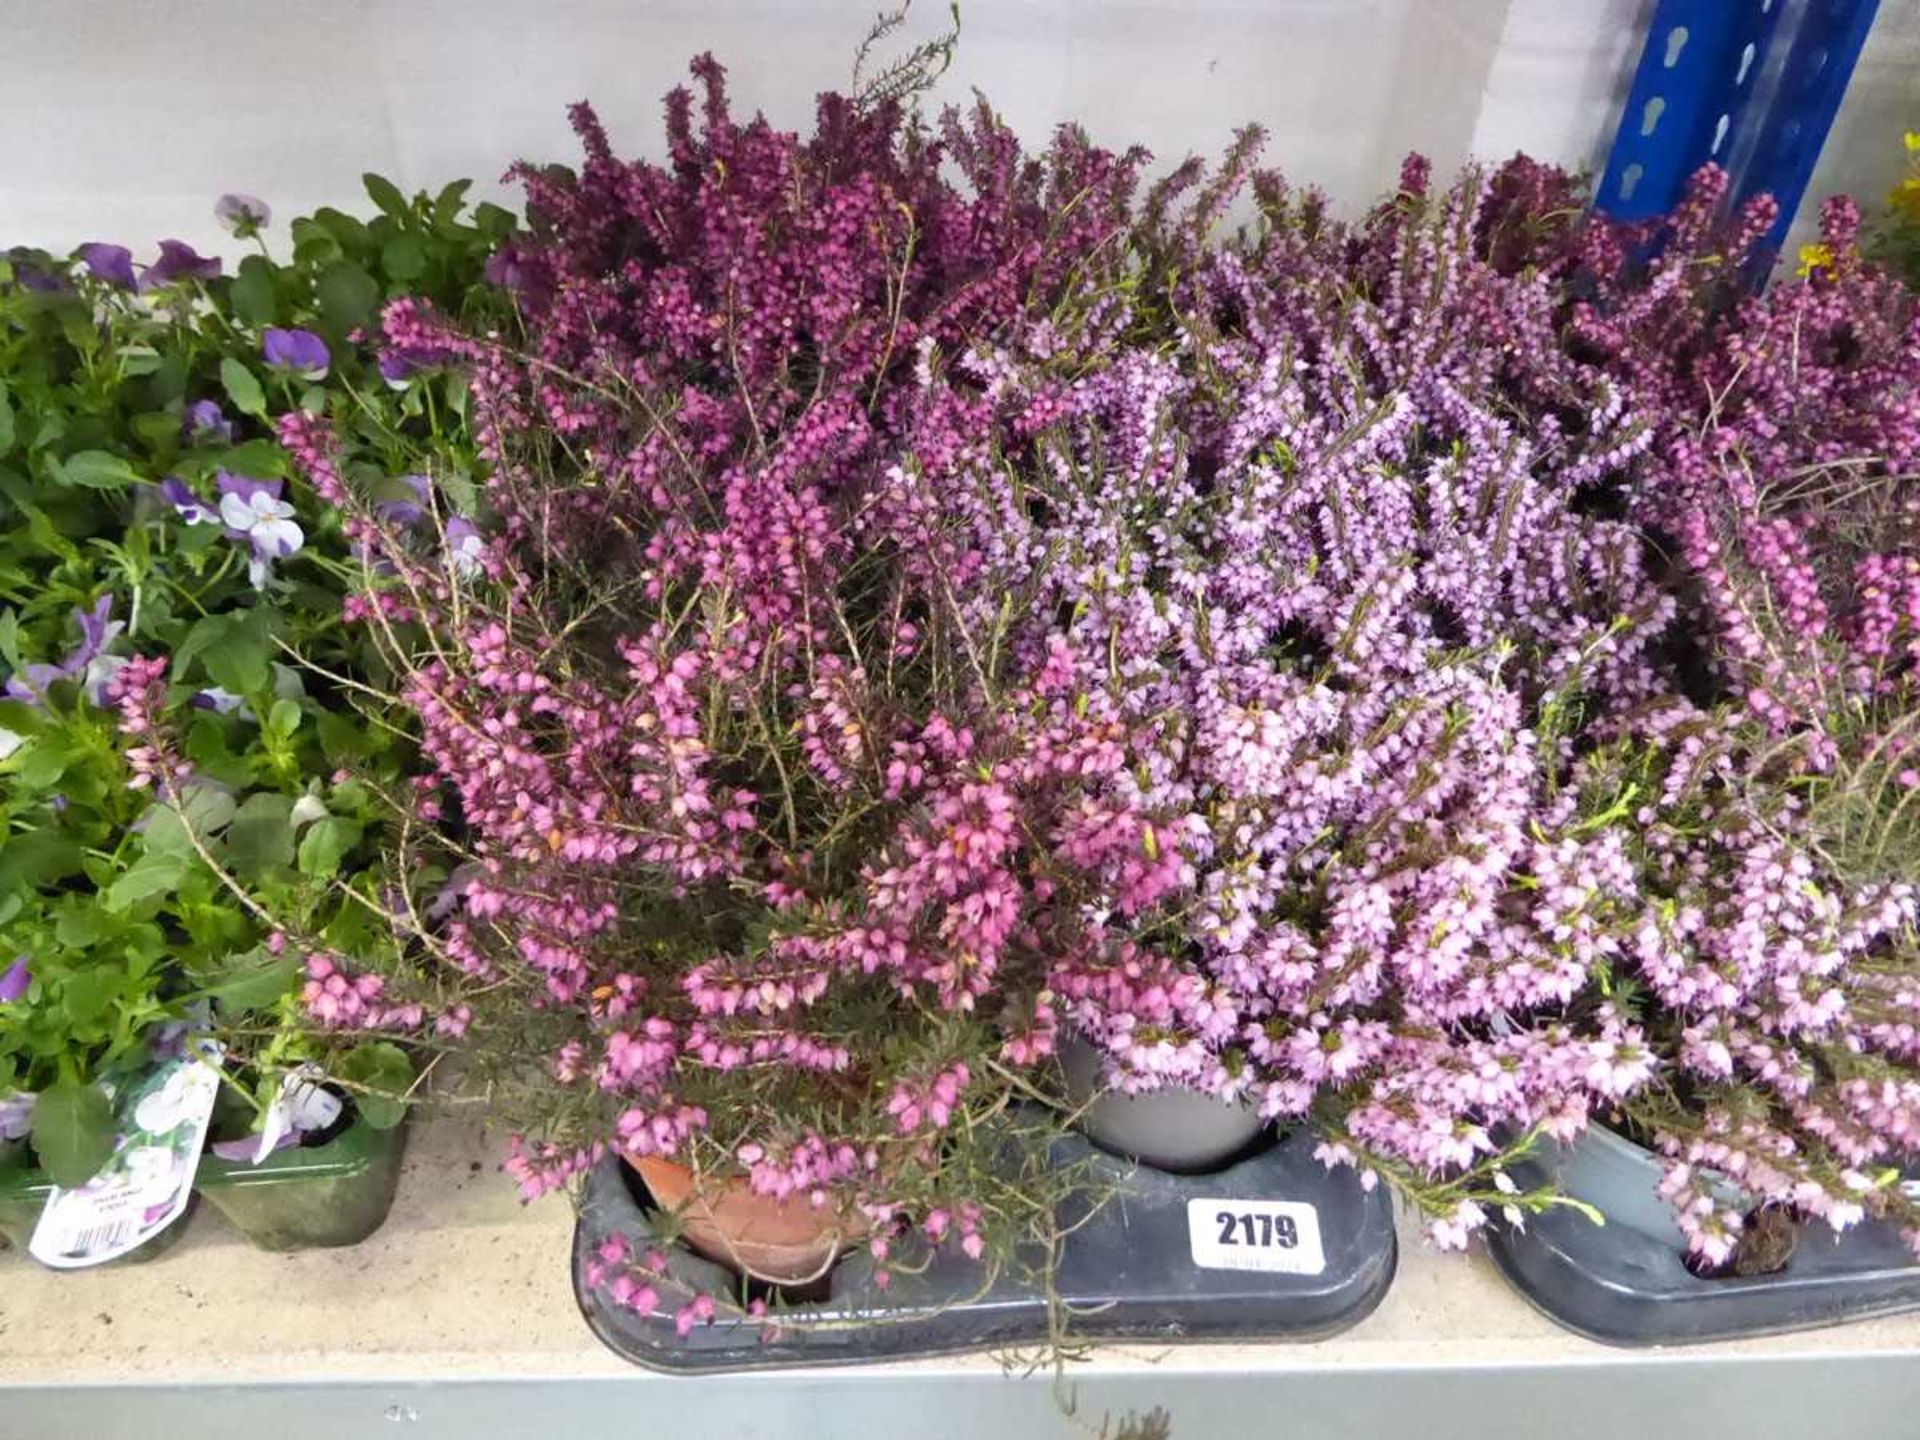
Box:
[1186,1198,1326,1275]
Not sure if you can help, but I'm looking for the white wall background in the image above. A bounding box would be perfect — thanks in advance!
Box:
[0,0,1914,261]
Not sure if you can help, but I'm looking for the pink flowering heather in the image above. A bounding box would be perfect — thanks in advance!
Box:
[915,152,1679,1242]
[290,61,1174,1306]
[269,55,1920,1280]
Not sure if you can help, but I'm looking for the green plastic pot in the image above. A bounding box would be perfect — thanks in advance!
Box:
[0,1146,196,1264]
[197,1116,407,1251]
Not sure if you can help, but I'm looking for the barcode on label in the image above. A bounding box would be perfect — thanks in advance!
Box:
[1187,1198,1326,1275]
[64,1218,144,1257]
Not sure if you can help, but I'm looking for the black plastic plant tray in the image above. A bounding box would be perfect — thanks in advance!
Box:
[1485,1168,1920,1346]
[572,1127,1397,1372]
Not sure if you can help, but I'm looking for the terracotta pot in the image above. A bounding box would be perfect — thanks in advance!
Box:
[629,1153,866,1285]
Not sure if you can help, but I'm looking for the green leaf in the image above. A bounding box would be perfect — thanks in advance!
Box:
[141,788,239,858]
[0,832,86,893]
[316,263,381,331]
[171,614,225,682]
[266,697,302,742]
[296,816,362,878]
[103,849,191,911]
[225,792,295,879]
[56,450,142,490]
[217,438,287,478]
[431,179,473,230]
[129,410,183,451]
[14,733,75,789]
[117,344,164,378]
[220,357,268,420]
[0,380,15,457]
[33,1080,116,1187]
[201,608,275,695]
[62,967,120,1027]
[473,202,516,239]
[231,255,279,327]
[336,1042,413,1129]
[362,173,411,220]
[316,709,369,763]
[380,233,427,282]
[202,947,299,1014]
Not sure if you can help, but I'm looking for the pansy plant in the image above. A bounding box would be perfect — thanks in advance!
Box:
[0,176,512,1178]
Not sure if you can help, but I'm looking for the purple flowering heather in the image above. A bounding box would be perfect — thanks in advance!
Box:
[267,65,1920,1274]
[78,242,136,289]
[262,327,330,381]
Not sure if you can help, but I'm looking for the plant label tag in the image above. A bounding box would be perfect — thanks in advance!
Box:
[253,1063,341,1164]
[1187,1198,1326,1276]
[28,1044,221,1269]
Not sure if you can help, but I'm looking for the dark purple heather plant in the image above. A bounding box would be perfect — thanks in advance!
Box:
[281,60,1193,1326]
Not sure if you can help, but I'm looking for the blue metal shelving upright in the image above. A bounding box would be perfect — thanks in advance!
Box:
[1595,0,1882,248]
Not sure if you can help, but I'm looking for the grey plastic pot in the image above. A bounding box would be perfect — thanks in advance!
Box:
[1060,1036,1266,1173]
[1545,1124,1745,1250]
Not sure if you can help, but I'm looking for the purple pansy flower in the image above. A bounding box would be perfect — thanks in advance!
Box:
[377,351,415,389]
[0,957,29,1004]
[182,400,233,445]
[216,472,304,587]
[214,193,271,237]
[7,253,65,295]
[190,686,250,717]
[140,239,222,290]
[483,239,538,294]
[4,597,125,706]
[0,1091,32,1142]
[262,328,330,381]
[445,516,485,579]
[375,474,432,527]
[78,243,136,289]
[210,1134,296,1161]
[161,475,220,526]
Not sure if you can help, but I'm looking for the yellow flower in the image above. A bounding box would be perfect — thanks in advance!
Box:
[1796,242,1834,279]
[1905,130,1920,154]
